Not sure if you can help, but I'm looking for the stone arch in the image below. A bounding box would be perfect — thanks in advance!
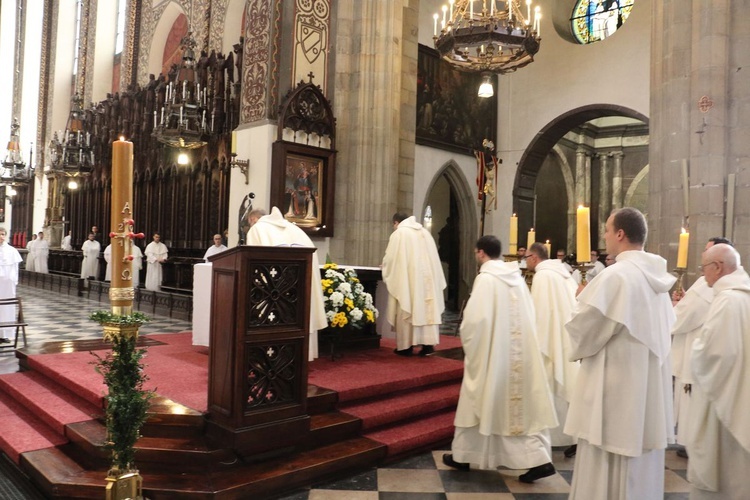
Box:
[624,164,649,208]
[422,160,479,307]
[513,104,649,247]
[222,0,245,56]
[148,2,187,78]
[551,144,577,251]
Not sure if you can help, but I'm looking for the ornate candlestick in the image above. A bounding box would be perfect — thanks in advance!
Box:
[574,262,595,285]
[673,267,687,296]
[503,254,520,263]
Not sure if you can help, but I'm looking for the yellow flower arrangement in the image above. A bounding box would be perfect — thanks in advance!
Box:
[322,263,379,329]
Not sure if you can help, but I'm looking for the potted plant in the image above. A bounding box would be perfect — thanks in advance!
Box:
[90,310,153,499]
[321,263,378,330]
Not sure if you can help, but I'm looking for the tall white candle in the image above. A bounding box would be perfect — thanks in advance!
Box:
[509,0,513,21]
[526,0,531,23]
[433,13,438,35]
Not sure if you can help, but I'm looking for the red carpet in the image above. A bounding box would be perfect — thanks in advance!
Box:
[3,332,464,462]
[25,333,209,411]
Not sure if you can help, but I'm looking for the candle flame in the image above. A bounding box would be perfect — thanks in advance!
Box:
[512,213,516,217]
[579,205,585,209]
[681,227,687,234]
[119,136,125,141]
[546,239,550,243]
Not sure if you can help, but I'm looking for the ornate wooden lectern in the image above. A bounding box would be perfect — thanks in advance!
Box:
[205,246,314,457]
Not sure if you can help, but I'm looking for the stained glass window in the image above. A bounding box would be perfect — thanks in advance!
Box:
[571,0,635,44]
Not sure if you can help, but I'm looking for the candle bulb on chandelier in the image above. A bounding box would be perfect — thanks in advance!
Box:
[489,0,494,16]
[449,0,454,21]
[470,0,474,19]
[509,0,513,21]
[442,5,447,28]
[526,0,531,22]
[433,13,438,36]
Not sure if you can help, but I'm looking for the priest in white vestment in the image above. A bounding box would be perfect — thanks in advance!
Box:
[0,228,22,343]
[144,233,168,291]
[25,234,36,272]
[31,232,49,274]
[526,242,579,448]
[671,237,732,454]
[131,244,143,288]
[444,235,558,483]
[565,208,675,500]
[61,231,73,251]
[80,233,101,279]
[246,207,327,362]
[688,244,750,499]
[103,245,112,281]
[203,234,228,262]
[382,213,446,357]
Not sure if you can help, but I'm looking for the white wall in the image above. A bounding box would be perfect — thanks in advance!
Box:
[0,0,17,148]
[416,0,651,244]
[91,0,118,102]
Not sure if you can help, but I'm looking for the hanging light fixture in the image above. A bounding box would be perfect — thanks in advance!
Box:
[2,118,33,184]
[432,0,541,74]
[48,93,94,178]
[153,32,208,150]
[177,152,189,165]
[477,72,495,97]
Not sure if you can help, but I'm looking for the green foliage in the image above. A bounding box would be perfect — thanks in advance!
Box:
[89,310,150,326]
[91,334,154,471]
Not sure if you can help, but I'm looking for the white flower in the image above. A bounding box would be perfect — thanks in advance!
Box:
[350,308,363,321]
[354,283,364,294]
[330,291,344,307]
[325,269,341,279]
[326,310,336,321]
[337,282,352,295]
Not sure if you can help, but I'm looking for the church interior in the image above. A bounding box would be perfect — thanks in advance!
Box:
[0,0,743,497]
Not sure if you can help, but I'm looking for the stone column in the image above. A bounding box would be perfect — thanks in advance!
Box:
[598,153,611,250]
[575,147,586,205]
[584,153,592,205]
[329,0,415,266]
[649,0,748,270]
[611,151,624,210]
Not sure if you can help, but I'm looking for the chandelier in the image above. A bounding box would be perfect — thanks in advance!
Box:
[152,32,209,150]
[48,93,94,178]
[432,0,541,74]
[2,118,33,185]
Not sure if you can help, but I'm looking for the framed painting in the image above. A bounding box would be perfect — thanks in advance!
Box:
[271,141,336,237]
[416,44,498,156]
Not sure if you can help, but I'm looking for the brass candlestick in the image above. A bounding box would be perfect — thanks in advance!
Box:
[575,262,595,285]
[503,254,521,263]
[673,267,687,296]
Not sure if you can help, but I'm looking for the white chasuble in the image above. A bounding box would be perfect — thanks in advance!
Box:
[247,207,327,361]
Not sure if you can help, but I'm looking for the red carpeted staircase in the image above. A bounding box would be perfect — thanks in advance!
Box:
[0,333,464,498]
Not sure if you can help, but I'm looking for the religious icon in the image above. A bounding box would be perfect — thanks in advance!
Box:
[282,155,323,227]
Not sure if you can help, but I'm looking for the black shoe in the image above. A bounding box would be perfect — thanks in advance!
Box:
[676,447,689,459]
[564,444,577,458]
[394,347,413,357]
[0,338,10,344]
[419,345,435,357]
[519,462,555,483]
[442,453,469,471]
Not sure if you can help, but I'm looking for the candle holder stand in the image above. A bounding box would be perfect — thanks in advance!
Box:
[230,153,250,185]
[574,262,595,285]
[673,267,687,296]
[503,254,520,263]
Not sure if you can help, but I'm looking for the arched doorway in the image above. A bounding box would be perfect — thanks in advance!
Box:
[422,161,478,312]
[513,105,649,256]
